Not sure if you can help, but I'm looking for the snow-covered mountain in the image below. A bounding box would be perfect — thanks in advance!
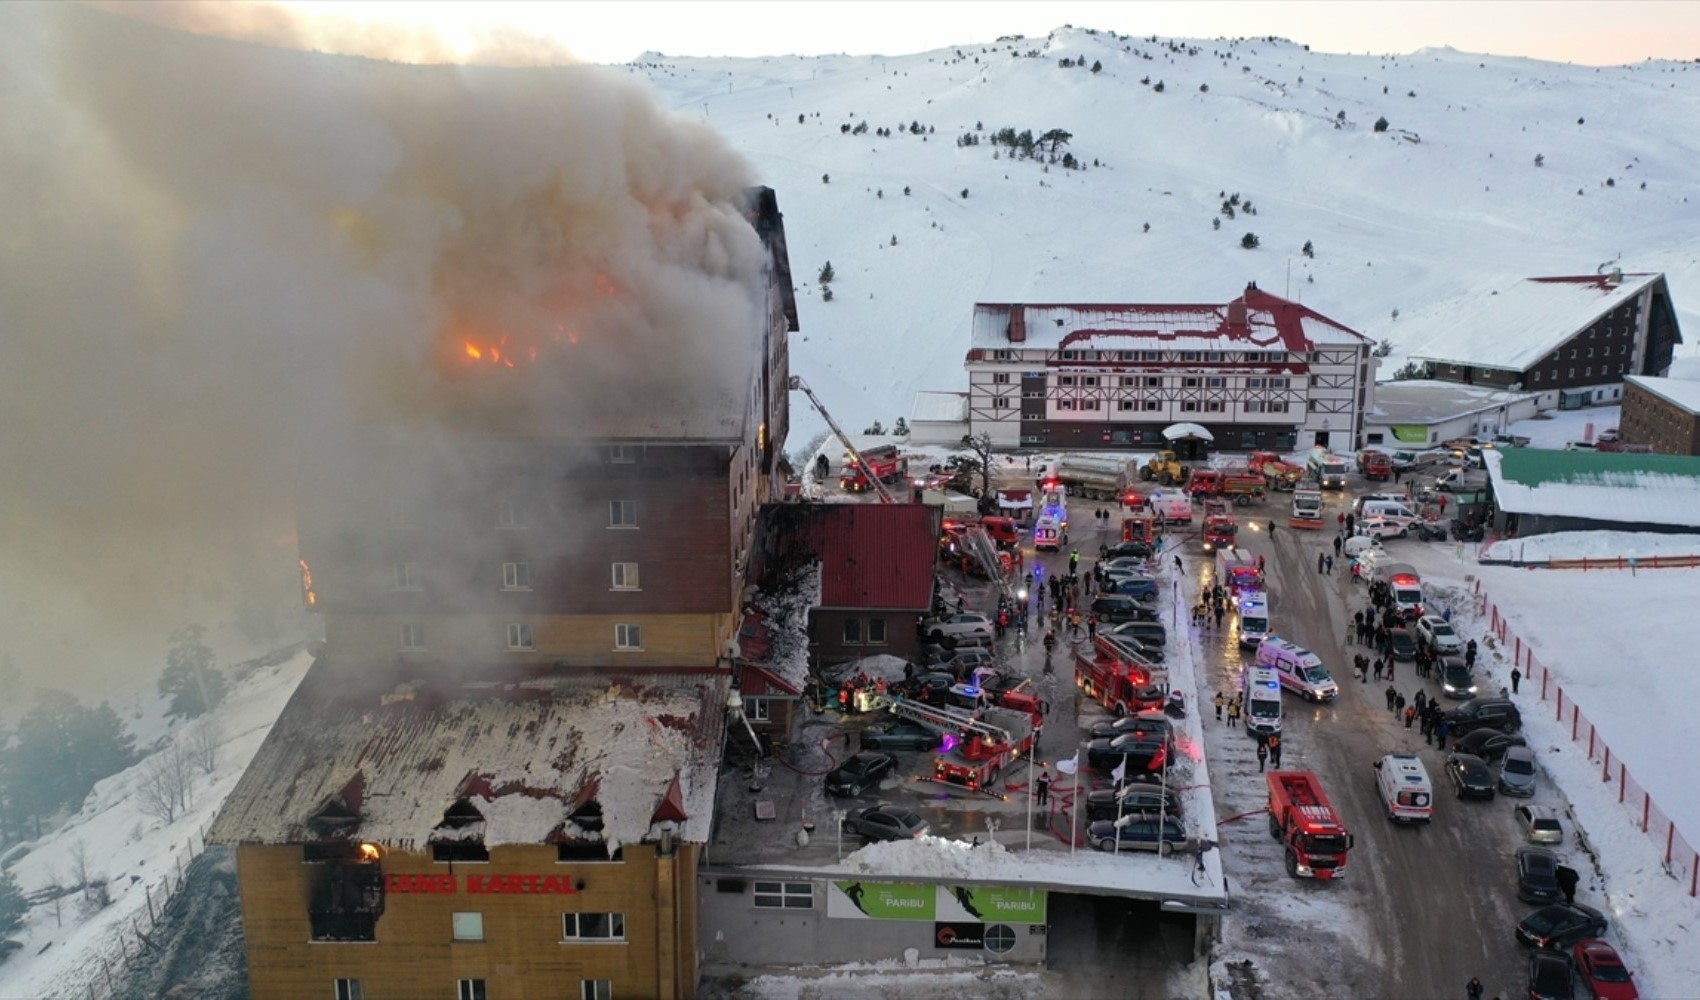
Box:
[628,27,1700,449]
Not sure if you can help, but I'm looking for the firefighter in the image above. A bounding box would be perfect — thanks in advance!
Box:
[1043,630,1057,654]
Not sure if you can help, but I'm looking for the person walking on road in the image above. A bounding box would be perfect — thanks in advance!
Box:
[1255,739,1269,773]
[1385,656,1395,682]
[1414,690,1427,714]
[1511,666,1522,694]
[1373,657,1383,681]
[1436,720,1450,751]
[1555,864,1579,904]
[1395,692,1407,718]
[1267,732,1283,768]
[1385,685,1398,712]
[1317,551,1326,574]
[1036,770,1051,807]
[1215,691,1225,721]
[1465,639,1478,668]
[1333,535,1343,557]
[1466,977,1484,1000]
[1403,703,1416,729]
[1173,554,1183,572]
[1069,549,1079,574]
[1325,555,1334,575]
[1228,695,1242,728]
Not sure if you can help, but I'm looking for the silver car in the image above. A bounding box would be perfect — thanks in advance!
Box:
[1497,746,1538,797]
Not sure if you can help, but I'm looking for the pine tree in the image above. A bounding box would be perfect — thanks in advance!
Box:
[1374,116,1390,133]
[819,261,835,284]
[1240,232,1261,249]
[0,868,26,936]
[159,624,226,721]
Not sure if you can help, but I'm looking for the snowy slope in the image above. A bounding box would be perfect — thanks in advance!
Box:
[628,30,1700,449]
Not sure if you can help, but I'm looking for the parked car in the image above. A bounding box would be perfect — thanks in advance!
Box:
[1413,519,1449,541]
[1517,902,1608,950]
[896,672,957,706]
[1103,628,1167,663]
[1105,541,1153,560]
[1385,627,1417,661]
[1442,697,1523,737]
[1084,784,1183,823]
[1528,950,1575,1000]
[1086,816,1187,855]
[1498,745,1539,797]
[921,613,996,642]
[825,752,897,796]
[1451,518,1487,542]
[1439,658,1478,699]
[1454,728,1526,762]
[1110,619,1168,648]
[1358,516,1409,540]
[1091,594,1160,623]
[1515,846,1563,904]
[859,722,942,752]
[1445,752,1496,800]
[1089,710,1174,742]
[1571,939,1639,1000]
[1101,556,1150,573]
[1414,615,1463,654]
[1598,427,1621,444]
[842,805,929,842]
[937,648,997,675]
[1086,734,1171,776]
[1389,449,1427,472]
[1515,804,1566,845]
[1100,575,1158,601]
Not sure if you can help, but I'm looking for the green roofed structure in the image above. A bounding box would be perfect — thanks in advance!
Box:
[1485,447,1700,537]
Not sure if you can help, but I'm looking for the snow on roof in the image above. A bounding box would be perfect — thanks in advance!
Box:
[969,287,1367,354]
[1486,447,1700,527]
[745,559,820,692]
[1402,273,1665,373]
[208,659,729,851]
[911,390,969,423]
[1626,374,1700,415]
[1367,380,1537,426]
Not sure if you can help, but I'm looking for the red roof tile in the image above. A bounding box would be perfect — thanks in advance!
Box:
[810,504,942,610]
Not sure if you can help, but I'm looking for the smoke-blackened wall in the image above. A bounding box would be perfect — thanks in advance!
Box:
[0,5,764,693]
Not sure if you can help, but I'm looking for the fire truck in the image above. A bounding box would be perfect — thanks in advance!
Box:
[1200,499,1237,554]
[1247,451,1304,491]
[1121,512,1157,546]
[1075,635,1167,716]
[840,444,908,492]
[929,705,1035,792]
[1185,468,1266,506]
[1266,771,1354,880]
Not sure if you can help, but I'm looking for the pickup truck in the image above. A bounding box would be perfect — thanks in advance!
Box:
[1433,467,1488,493]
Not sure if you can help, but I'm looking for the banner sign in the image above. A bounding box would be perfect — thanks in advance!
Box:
[938,885,1046,923]
[827,881,935,920]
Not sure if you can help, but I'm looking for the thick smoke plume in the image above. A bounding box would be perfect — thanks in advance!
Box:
[0,5,763,694]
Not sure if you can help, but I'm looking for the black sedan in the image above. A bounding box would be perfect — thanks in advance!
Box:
[1528,950,1575,1000]
[825,752,896,796]
[1439,659,1477,699]
[842,805,929,842]
[1086,735,1170,777]
[1444,752,1496,800]
[1091,595,1159,623]
[1106,540,1153,559]
[859,722,942,752]
[1516,846,1563,904]
[1386,627,1417,661]
[1454,728,1528,763]
[1517,902,1608,950]
[1084,785,1182,823]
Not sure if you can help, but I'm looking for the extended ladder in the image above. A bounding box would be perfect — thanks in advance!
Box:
[886,696,1013,745]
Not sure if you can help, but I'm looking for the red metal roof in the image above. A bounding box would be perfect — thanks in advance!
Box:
[738,663,801,697]
[811,504,942,610]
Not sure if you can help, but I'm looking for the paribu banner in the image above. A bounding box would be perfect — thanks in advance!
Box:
[827,882,1045,923]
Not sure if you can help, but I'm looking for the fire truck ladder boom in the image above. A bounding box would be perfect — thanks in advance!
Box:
[787,375,898,505]
[887,696,1013,745]
[958,525,1019,604]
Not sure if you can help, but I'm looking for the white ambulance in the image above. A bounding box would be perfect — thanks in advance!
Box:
[1241,665,1283,737]
[1374,753,1435,824]
[1254,637,1337,702]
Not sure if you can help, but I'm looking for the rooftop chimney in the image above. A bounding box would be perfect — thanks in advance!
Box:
[1008,306,1026,343]
[1608,267,1623,286]
[1226,299,1248,329]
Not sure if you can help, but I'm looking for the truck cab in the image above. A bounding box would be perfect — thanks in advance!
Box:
[1242,665,1283,736]
[1237,594,1270,647]
[1266,771,1353,878]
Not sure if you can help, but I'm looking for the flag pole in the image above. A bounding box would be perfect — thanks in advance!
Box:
[1025,757,1036,851]
[1069,750,1081,855]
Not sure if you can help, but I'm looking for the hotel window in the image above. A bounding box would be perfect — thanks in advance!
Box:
[743,697,771,721]
[1058,400,1076,411]
[753,881,814,909]
[1182,377,1200,389]
[608,444,637,464]
[582,982,614,1000]
[458,982,487,1000]
[1181,401,1199,412]
[1569,368,1575,378]
[497,499,521,528]
[1245,401,1266,413]
[991,397,1010,409]
[1269,377,1291,389]
[609,500,638,527]
[452,912,485,942]
[563,912,627,941]
[868,618,887,644]
[393,562,421,591]
[991,349,1014,361]
[1246,377,1265,388]
[1240,431,1257,449]
[399,623,425,651]
[1060,350,1083,361]
[843,618,862,644]
[1116,351,1135,361]
[1059,375,1076,386]
[1080,375,1100,387]
[506,623,534,650]
[1180,351,1200,361]
[1080,400,1101,411]
[334,981,364,1000]
[1206,352,1223,362]
[1269,402,1290,413]
[612,562,639,590]
[992,372,1010,384]
[1205,401,1224,412]
[1143,400,1162,411]
[1119,376,1136,387]
[1118,401,1136,411]
[502,562,531,590]
[615,624,642,650]
[1533,371,1542,383]
[1144,376,1162,387]
[1206,376,1225,388]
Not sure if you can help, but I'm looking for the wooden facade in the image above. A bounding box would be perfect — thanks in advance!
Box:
[1620,377,1700,456]
[237,842,699,1000]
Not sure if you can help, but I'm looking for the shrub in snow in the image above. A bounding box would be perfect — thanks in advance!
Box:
[1213,218,1221,231]
[1199,83,1209,92]
[1153,80,1165,92]
[1091,60,1102,73]
[961,188,970,198]
[822,286,833,302]
[1373,338,1394,358]
[1534,153,1545,167]
[1302,240,1315,258]
[1374,116,1390,132]
[822,173,830,184]
[818,261,834,284]
[1240,232,1260,249]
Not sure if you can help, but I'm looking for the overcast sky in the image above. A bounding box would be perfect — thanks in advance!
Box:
[299,1,1700,66]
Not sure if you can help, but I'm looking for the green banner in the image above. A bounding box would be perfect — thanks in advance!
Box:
[828,881,936,920]
[938,885,1047,923]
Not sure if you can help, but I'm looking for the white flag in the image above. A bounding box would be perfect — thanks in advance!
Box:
[1056,751,1080,777]
[1111,759,1127,783]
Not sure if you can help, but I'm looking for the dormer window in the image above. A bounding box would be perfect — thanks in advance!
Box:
[431,799,490,863]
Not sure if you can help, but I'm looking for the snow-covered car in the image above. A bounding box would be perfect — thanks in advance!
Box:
[921,612,995,643]
[1086,816,1186,854]
[842,805,929,841]
[1414,615,1463,654]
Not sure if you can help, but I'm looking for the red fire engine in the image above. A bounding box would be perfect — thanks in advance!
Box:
[931,706,1035,792]
[840,444,908,492]
[1121,512,1157,546]
[1200,499,1237,554]
[1074,635,1166,717]
[1266,771,1354,880]
[1184,468,1266,505]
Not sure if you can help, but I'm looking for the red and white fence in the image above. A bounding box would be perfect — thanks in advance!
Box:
[1475,579,1698,896]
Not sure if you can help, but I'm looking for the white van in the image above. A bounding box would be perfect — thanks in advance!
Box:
[1373,753,1434,824]
[1353,493,1406,516]
[1237,593,1270,647]
[1241,665,1282,736]
[1360,499,1419,525]
[1255,637,1337,702]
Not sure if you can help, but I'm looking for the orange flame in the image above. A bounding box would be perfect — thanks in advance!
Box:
[299,559,318,608]
[464,342,483,360]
